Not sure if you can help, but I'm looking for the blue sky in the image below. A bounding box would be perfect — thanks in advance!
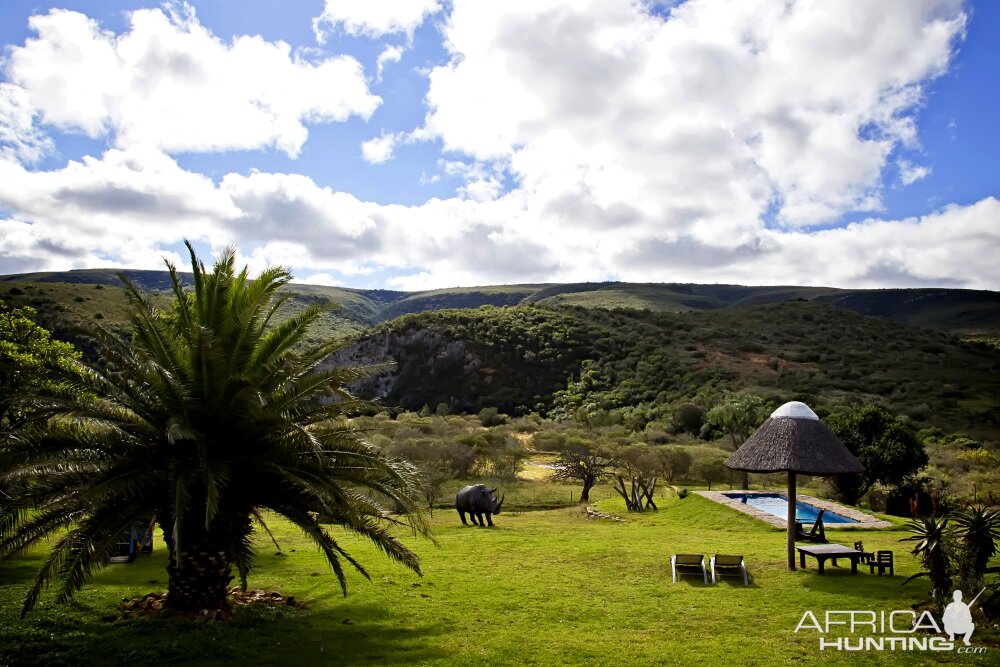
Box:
[0,1,997,290]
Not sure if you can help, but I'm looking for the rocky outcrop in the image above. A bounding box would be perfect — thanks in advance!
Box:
[324,326,496,413]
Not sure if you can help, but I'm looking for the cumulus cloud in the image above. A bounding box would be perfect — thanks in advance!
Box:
[898,159,932,185]
[1,143,997,291]
[313,0,441,40]
[0,83,53,162]
[0,1,993,293]
[420,0,965,230]
[376,44,405,80]
[360,132,403,164]
[5,6,379,158]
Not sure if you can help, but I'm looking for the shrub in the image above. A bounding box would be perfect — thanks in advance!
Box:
[478,407,507,427]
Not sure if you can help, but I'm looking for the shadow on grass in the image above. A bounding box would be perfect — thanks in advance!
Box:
[793,568,913,598]
[0,595,449,666]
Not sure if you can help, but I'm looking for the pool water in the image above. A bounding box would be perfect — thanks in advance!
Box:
[723,493,859,524]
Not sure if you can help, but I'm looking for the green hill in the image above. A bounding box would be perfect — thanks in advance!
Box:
[2,269,998,337]
[338,302,1000,440]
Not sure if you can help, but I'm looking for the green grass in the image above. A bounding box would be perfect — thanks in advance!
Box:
[2,494,995,666]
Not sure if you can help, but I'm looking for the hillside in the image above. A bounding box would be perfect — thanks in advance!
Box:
[333,302,1000,440]
[3,269,998,337]
[3,269,1000,442]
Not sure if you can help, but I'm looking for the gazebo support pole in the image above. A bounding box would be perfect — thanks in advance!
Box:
[787,470,797,571]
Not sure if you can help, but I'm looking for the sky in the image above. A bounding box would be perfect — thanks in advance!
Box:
[0,0,997,291]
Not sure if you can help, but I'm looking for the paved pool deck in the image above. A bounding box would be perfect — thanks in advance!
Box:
[696,490,893,529]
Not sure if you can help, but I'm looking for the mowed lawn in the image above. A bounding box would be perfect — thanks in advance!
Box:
[1,494,996,666]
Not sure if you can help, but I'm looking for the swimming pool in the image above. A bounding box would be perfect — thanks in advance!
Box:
[723,493,859,525]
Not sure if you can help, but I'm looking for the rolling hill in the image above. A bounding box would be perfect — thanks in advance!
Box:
[3,268,999,440]
[2,269,999,337]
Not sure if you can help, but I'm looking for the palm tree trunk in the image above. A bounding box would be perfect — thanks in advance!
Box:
[163,524,234,613]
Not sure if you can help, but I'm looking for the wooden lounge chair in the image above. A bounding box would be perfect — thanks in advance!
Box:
[869,550,894,576]
[671,554,708,583]
[710,554,749,585]
[795,510,827,543]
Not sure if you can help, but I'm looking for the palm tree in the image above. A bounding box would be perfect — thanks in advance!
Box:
[0,243,429,616]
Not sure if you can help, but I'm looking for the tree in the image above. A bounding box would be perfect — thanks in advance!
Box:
[0,303,80,502]
[389,439,475,515]
[694,456,729,491]
[478,407,507,427]
[655,445,693,483]
[704,394,768,488]
[827,404,928,505]
[672,403,704,435]
[550,436,614,502]
[611,444,659,511]
[0,244,429,617]
[0,302,80,433]
[475,431,526,481]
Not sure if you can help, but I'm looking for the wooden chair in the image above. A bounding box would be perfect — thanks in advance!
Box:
[671,554,708,583]
[853,540,872,564]
[710,554,749,585]
[869,550,894,576]
[795,510,827,543]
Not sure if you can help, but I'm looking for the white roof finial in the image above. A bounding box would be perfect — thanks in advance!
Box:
[771,401,819,420]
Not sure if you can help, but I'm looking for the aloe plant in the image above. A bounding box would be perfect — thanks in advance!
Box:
[901,516,953,605]
[951,504,1000,590]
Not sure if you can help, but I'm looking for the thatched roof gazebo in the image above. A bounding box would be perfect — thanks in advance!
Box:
[725,401,863,570]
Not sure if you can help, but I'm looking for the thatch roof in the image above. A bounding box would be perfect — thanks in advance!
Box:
[725,401,864,475]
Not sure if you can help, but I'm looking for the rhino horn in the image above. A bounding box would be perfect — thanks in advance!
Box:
[497,494,505,509]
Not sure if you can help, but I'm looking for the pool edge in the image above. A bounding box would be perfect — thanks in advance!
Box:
[695,490,893,529]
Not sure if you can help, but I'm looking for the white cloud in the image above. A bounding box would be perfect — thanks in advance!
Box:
[376,44,405,80]
[313,0,441,40]
[1,144,997,291]
[5,6,380,158]
[0,83,53,162]
[360,132,403,164]
[298,272,344,287]
[0,1,993,294]
[898,159,932,186]
[420,0,966,229]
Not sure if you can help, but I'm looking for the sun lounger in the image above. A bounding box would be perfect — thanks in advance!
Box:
[710,554,749,585]
[795,510,827,543]
[671,553,708,583]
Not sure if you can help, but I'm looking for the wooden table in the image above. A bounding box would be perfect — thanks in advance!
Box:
[796,544,871,574]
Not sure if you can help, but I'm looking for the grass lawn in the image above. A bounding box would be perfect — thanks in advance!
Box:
[1,493,996,666]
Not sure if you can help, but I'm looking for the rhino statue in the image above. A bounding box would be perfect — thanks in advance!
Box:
[455,484,504,527]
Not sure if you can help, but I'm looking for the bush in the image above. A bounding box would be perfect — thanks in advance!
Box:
[672,403,704,434]
[478,407,507,427]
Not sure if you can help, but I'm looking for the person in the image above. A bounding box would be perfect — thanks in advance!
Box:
[942,590,975,646]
